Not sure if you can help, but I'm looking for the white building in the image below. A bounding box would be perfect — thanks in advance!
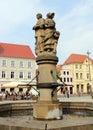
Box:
[0,42,36,92]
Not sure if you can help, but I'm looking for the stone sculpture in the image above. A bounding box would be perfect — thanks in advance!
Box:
[33,13,45,55]
[33,12,60,56]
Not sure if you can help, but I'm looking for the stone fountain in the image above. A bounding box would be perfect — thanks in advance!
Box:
[33,12,62,120]
[0,13,93,130]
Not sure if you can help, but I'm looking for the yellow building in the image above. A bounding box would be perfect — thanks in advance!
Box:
[60,54,93,95]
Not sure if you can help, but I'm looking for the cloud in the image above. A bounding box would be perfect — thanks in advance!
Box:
[0,0,43,34]
[56,0,93,64]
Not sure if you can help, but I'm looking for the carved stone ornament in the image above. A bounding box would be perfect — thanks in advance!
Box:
[33,12,60,56]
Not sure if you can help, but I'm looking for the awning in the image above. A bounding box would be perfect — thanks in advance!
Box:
[2,81,27,88]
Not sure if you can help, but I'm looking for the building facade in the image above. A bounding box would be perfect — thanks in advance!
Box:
[59,54,93,95]
[0,42,36,92]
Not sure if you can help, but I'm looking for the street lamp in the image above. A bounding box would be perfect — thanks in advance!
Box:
[87,51,93,98]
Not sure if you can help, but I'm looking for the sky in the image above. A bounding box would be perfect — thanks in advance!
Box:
[0,0,93,64]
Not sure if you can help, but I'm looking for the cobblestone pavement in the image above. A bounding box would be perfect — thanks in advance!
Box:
[58,95,93,102]
[0,95,93,104]
[0,115,93,129]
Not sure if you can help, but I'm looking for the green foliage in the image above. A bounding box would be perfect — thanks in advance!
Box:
[56,70,61,79]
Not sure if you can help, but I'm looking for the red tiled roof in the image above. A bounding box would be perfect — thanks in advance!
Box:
[63,54,93,65]
[0,42,35,59]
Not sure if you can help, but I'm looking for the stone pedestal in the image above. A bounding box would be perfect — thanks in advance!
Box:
[33,55,63,120]
[33,101,62,120]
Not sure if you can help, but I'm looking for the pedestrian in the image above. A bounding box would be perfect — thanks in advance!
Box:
[66,89,70,98]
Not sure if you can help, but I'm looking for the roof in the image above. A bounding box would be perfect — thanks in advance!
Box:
[56,65,62,71]
[0,42,35,59]
[63,54,93,65]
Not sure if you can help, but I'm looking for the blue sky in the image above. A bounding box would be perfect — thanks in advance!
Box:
[0,0,93,64]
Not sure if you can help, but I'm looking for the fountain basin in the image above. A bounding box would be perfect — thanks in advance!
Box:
[61,101,93,116]
[0,100,93,130]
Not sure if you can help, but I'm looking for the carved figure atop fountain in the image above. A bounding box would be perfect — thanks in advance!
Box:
[44,12,60,54]
[33,13,45,56]
[33,12,60,56]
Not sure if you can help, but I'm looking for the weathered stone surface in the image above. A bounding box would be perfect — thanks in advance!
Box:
[0,116,93,130]
[33,12,60,56]
[33,12,61,120]
[33,101,62,120]
[0,100,93,130]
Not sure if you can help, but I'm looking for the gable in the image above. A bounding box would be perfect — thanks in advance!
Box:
[63,54,93,65]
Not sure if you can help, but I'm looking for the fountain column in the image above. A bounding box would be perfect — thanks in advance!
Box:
[33,12,62,120]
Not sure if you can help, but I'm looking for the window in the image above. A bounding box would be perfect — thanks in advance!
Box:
[20,61,23,67]
[64,78,66,82]
[28,62,31,68]
[67,71,69,75]
[28,72,31,79]
[63,71,66,75]
[86,65,89,70]
[67,78,69,82]
[80,73,82,79]
[1,88,5,92]
[2,60,6,67]
[11,61,15,67]
[87,73,89,79]
[10,88,14,92]
[76,73,78,79]
[2,71,6,78]
[86,60,88,63]
[75,64,78,69]
[11,71,14,78]
[76,84,79,92]
[19,72,23,78]
[70,78,72,82]
[19,88,23,92]
[80,65,82,69]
